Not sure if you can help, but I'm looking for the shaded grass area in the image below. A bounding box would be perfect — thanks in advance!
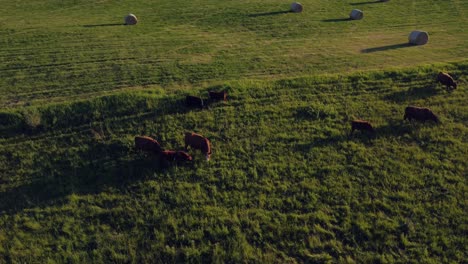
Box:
[0,63,467,262]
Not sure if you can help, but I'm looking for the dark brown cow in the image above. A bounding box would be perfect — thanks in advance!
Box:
[404,106,439,123]
[160,150,193,162]
[186,95,204,109]
[184,132,212,161]
[209,91,227,102]
[437,72,457,91]
[135,136,162,153]
[351,120,374,135]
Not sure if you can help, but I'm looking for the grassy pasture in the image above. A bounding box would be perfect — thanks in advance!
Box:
[0,0,467,108]
[1,63,467,262]
[0,0,467,263]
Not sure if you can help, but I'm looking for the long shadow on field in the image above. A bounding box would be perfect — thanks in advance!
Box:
[373,121,412,138]
[350,1,384,5]
[362,43,413,53]
[83,23,125,28]
[0,140,188,214]
[322,18,351,22]
[248,10,291,17]
[384,86,438,102]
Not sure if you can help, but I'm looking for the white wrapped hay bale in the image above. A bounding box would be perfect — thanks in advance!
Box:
[291,2,303,13]
[408,31,429,45]
[349,9,363,20]
[125,14,138,25]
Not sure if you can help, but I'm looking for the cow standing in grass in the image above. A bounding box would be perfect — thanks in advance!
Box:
[437,72,457,91]
[184,132,212,161]
[404,106,439,123]
[134,136,162,153]
[350,120,375,135]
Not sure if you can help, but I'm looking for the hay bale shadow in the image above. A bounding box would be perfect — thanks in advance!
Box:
[362,43,413,53]
[322,18,351,22]
[83,23,125,28]
[350,1,383,5]
[248,10,291,17]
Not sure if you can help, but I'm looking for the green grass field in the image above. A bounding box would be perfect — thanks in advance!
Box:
[0,0,467,263]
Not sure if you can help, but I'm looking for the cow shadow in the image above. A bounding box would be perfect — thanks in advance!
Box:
[362,43,412,53]
[0,140,191,214]
[248,10,291,17]
[384,85,438,103]
[373,121,412,138]
[294,134,347,152]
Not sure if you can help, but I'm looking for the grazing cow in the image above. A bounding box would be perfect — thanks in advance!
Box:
[351,120,374,135]
[160,150,193,162]
[404,106,439,123]
[184,132,212,161]
[186,95,204,109]
[437,72,457,91]
[209,91,227,102]
[135,136,162,153]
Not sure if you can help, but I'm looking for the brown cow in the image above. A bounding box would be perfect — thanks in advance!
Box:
[404,106,439,123]
[184,132,212,161]
[135,136,162,153]
[437,72,457,91]
[351,120,374,135]
[160,150,193,162]
[209,91,227,102]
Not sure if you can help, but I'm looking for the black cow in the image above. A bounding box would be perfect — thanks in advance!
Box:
[351,120,375,135]
[437,72,457,91]
[404,106,439,123]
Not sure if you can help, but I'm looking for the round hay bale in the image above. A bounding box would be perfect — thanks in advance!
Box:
[408,31,429,45]
[291,2,303,13]
[349,9,363,20]
[125,14,138,25]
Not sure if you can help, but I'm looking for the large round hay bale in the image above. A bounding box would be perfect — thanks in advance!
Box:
[125,14,138,25]
[349,9,363,20]
[408,31,429,45]
[291,2,303,13]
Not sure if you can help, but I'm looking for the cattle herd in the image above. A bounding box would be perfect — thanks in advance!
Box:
[135,72,457,165]
[351,72,455,135]
[135,132,211,166]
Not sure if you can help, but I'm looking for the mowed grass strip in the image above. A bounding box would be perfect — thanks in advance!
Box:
[0,0,467,107]
[0,64,467,262]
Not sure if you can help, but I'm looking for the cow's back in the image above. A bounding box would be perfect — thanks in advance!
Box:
[185,132,211,154]
[405,106,438,122]
[135,136,161,153]
[351,120,373,132]
[437,72,456,88]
